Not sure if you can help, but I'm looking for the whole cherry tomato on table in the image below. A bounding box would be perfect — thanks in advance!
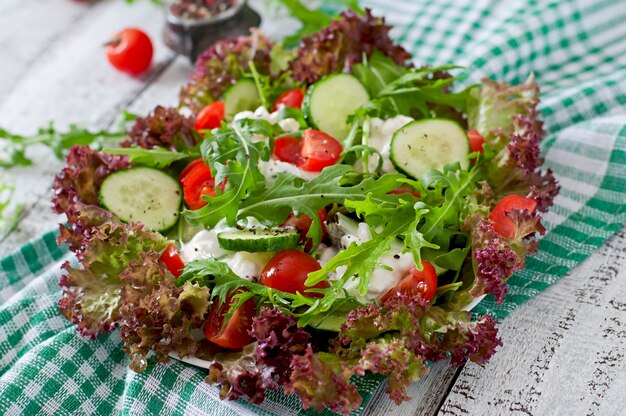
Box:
[260,249,329,296]
[296,129,342,172]
[105,28,153,75]
[272,88,305,111]
[179,159,226,210]
[204,290,256,349]
[159,244,185,278]
[490,194,538,238]
[194,101,225,131]
[380,260,438,304]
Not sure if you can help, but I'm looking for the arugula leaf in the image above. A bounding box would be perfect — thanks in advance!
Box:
[103,146,198,168]
[237,165,403,246]
[184,119,280,227]
[272,0,362,49]
[0,179,25,238]
[352,52,474,119]
[0,112,137,168]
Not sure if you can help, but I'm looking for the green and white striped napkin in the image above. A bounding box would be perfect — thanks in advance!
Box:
[1,0,625,414]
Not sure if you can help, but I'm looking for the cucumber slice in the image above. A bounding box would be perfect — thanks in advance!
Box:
[224,79,261,119]
[390,119,469,179]
[217,228,300,252]
[99,167,182,232]
[303,73,370,141]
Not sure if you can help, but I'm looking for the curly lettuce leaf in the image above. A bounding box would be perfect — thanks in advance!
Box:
[58,221,167,338]
[467,74,542,145]
[179,30,273,113]
[119,251,210,372]
[485,115,560,211]
[122,106,197,151]
[286,346,362,415]
[289,9,412,84]
[205,308,312,404]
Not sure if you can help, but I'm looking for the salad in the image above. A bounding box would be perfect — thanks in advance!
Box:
[52,8,559,415]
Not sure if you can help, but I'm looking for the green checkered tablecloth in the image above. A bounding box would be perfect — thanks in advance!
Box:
[1,0,625,415]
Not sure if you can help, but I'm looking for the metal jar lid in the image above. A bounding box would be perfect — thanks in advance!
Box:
[163,0,261,63]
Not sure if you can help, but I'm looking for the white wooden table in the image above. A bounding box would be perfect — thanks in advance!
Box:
[1,1,625,415]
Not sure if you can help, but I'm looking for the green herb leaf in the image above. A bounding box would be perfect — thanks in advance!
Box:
[103,146,198,168]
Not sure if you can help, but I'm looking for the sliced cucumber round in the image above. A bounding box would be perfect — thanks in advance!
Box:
[390,119,469,179]
[224,79,261,119]
[217,228,300,252]
[99,167,182,232]
[302,73,370,142]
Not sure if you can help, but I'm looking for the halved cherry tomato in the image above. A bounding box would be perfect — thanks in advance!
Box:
[105,28,153,75]
[273,136,302,164]
[272,88,304,111]
[194,101,225,131]
[380,260,438,304]
[179,159,226,210]
[297,129,342,172]
[490,194,537,238]
[260,249,329,296]
[284,208,327,250]
[159,244,185,278]
[388,189,421,198]
[204,290,256,349]
[467,130,485,154]
[179,158,204,181]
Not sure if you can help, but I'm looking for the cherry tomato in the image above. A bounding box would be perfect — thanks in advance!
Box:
[260,249,329,296]
[105,28,153,75]
[284,208,327,250]
[179,158,204,181]
[388,189,421,198]
[159,244,185,278]
[195,101,225,131]
[272,88,305,111]
[179,159,226,210]
[273,136,302,164]
[467,130,485,154]
[297,129,342,172]
[380,260,438,304]
[490,194,538,238]
[204,290,256,349]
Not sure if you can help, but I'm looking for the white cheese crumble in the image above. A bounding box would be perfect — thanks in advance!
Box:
[233,106,300,133]
[180,217,273,281]
[367,115,414,173]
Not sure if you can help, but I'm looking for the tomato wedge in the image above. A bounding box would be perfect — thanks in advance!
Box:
[380,260,438,304]
[194,101,225,131]
[273,136,302,164]
[467,130,485,154]
[260,249,329,296]
[159,244,185,278]
[283,208,327,250]
[204,290,256,349]
[297,129,342,172]
[272,88,304,111]
[179,159,225,210]
[490,194,538,238]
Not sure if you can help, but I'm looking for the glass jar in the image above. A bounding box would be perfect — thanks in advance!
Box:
[163,0,261,63]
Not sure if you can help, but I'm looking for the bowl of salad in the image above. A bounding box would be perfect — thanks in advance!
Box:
[53,8,558,415]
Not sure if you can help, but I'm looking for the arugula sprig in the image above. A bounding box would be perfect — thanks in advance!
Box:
[0,111,137,168]
[352,52,474,119]
[103,146,200,168]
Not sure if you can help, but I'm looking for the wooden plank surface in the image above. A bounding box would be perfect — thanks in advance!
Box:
[1,2,625,416]
[439,228,626,416]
